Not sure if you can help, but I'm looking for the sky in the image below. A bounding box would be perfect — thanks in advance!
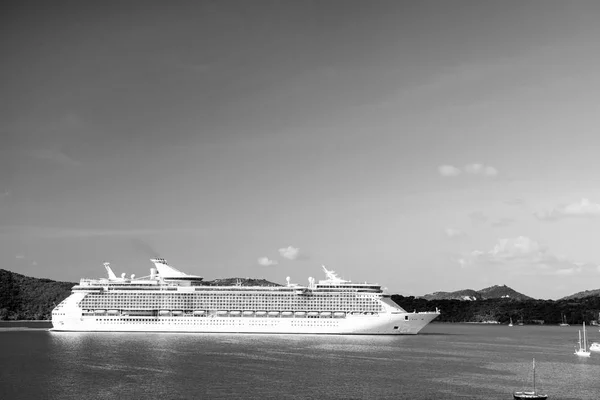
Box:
[3,1,600,300]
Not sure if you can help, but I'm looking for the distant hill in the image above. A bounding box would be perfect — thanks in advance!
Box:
[560,289,600,301]
[422,285,533,301]
[0,269,75,320]
[203,278,280,287]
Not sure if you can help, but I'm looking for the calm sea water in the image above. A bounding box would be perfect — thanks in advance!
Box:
[1,322,600,399]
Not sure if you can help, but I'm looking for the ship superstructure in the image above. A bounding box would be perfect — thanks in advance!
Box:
[51,259,439,334]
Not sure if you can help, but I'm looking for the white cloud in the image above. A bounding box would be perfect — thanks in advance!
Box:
[278,246,300,260]
[438,163,498,178]
[445,228,465,238]
[460,236,594,276]
[15,254,25,259]
[438,165,461,177]
[464,163,498,177]
[30,148,81,167]
[535,198,600,221]
[257,257,278,266]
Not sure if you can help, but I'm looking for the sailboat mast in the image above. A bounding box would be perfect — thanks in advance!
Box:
[584,322,587,351]
[532,358,536,394]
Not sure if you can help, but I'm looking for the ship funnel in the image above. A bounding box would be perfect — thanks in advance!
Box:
[130,274,135,279]
[150,258,188,278]
[150,267,157,279]
[121,273,126,279]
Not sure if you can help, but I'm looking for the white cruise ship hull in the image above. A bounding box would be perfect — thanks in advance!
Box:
[51,312,438,335]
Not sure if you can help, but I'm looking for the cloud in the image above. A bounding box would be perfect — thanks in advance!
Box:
[535,198,600,220]
[15,254,25,259]
[460,236,594,276]
[438,163,498,178]
[438,165,461,177]
[278,246,300,260]
[445,228,465,238]
[464,163,498,177]
[30,148,81,167]
[257,257,278,266]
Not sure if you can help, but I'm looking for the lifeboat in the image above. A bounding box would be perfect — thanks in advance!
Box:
[333,312,346,318]
[255,311,267,316]
[107,310,119,314]
[281,311,293,317]
[95,309,106,314]
[171,310,183,316]
[158,310,170,316]
[307,311,319,317]
[216,310,228,316]
[294,311,306,317]
[230,310,242,316]
[268,311,280,316]
[193,310,206,315]
[320,311,332,317]
[242,311,254,316]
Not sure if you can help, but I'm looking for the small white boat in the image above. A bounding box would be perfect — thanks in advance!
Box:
[307,311,319,317]
[171,310,183,315]
[216,310,228,315]
[107,310,119,314]
[193,310,206,315]
[509,317,513,327]
[242,311,254,316]
[320,311,332,317]
[590,342,600,352]
[281,311,293,317]
[294,311,306,317]
[255,311,267,316]
[158,310,170,316]
[268,311,280,316]
[229,310,241,316]
[575,322,591,357]
[333,312,346,317]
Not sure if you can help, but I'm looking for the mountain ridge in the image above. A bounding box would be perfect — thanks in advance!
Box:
[422,284,533,301]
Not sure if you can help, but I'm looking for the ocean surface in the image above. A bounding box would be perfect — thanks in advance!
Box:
[1,322,600,399]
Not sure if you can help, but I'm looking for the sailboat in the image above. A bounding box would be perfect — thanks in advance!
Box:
[509,317,514,327]
[574,322,591,357]
[559,313,569,327]
[513,358,547,400]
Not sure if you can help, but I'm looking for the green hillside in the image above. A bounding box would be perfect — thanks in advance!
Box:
[0,269,75,320]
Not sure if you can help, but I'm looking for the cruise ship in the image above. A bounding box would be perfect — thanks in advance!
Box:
[51,259,440,334]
